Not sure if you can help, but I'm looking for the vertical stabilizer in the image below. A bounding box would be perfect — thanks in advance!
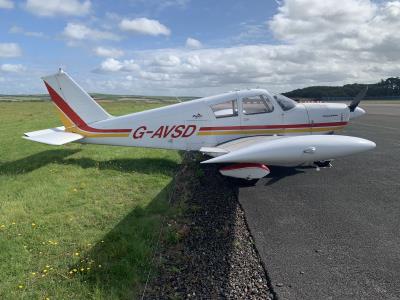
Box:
[42,70,111,126]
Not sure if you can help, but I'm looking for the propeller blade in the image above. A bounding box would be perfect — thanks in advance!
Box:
[349,86,368,112]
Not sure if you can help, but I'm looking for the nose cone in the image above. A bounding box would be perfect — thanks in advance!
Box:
[350,107,366,119]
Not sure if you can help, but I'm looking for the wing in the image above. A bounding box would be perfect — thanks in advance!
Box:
[200,134,375,165]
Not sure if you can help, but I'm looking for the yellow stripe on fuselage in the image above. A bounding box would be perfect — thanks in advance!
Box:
[55,107,130,138]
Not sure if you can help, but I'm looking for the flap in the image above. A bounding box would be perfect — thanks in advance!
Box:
[199,147,229,156]
[201,136,284,157]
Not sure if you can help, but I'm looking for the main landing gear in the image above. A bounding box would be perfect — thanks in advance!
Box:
[314,160,333,171]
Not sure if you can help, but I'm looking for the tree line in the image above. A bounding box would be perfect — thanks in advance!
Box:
[283,77,400,100]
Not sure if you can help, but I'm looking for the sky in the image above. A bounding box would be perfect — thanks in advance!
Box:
[0,0,400,96]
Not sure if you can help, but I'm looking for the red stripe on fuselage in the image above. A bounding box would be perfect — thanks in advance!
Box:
[199,122,347,131]
[45,83,131,133]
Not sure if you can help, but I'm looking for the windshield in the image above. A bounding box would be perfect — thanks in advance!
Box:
[273,94,297,111]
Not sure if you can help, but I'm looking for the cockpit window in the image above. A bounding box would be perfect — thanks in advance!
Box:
[242,95,274,115]
[211,99,238,118]
[274,94,297,111]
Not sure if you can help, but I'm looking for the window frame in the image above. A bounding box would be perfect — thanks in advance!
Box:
[273,94,297,111]
[242,95,274,115]
[210,99,239,119]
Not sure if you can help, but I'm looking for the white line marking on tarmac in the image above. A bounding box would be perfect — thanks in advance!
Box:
[352,121,400,132]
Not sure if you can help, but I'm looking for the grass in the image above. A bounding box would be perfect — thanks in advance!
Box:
[0,101,182,299]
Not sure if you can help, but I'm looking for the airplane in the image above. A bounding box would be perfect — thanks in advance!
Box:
[23,69,376,180]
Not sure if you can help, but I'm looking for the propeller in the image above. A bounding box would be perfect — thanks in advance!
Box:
[348,86,368,112]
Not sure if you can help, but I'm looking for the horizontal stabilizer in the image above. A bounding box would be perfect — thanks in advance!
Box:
[23,127,83,146]
[24,126,66,137]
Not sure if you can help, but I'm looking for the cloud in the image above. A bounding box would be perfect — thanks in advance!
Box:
[186,38,202,49]
[25,0,91,17]
[0,0,13,9]
[0,43,22,57]
[94,46,124,58]
[0,64,26,73]
[63,23,120,41]
[233,22,270,43]
[268,0,400,60]
[96,58,140,73]
[89,0,400,95]
[119,18,171,36]
[9,26,46,38]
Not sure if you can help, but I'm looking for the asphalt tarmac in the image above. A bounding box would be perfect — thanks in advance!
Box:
[239,104,400,299]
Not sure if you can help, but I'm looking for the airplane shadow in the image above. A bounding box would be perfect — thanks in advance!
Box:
[263,166,314,186]
[0,149,81,175]
[61,157,179,176]
[0,149,179,177]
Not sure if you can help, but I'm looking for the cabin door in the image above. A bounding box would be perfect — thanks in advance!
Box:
[239,94,283,136]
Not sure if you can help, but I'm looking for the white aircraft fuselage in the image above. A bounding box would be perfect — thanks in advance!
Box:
[24,71,375,180]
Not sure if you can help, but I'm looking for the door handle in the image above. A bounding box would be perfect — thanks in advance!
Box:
[243,118,250,121]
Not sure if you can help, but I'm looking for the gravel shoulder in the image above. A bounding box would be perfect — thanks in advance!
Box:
[144,153,274,299]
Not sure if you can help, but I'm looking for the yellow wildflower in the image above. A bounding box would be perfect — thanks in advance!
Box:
[75,252,79,256]
[18,285,23,289]
[32,223,36,227]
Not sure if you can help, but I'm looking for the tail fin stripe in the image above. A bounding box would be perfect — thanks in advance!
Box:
[45,83,131,134]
